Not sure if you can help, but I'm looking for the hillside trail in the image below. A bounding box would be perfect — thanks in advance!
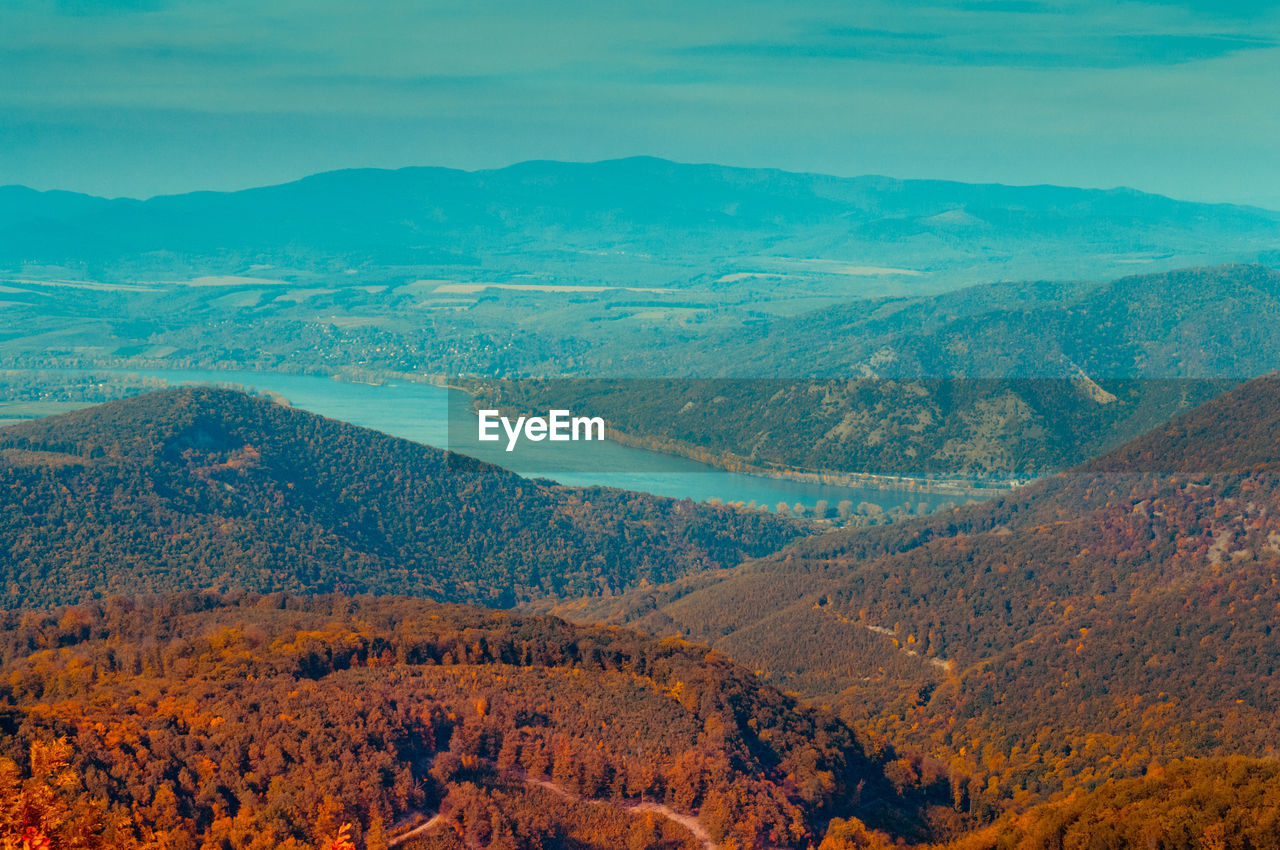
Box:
[525,776,717,849]
[383,760,718,849]
[387,812,446,847]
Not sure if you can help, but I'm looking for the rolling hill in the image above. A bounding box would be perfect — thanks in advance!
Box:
[552,372,1280,814]
[0,387,806,609]
[0,593,955,849]
[468,264,1280,480]
[670,263,1280,380]
[2,364,1279,847]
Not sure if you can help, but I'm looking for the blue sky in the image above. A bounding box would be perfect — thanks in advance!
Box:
[3,0,1279,205]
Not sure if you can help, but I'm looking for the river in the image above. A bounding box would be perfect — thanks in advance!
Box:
[46,368,958,515]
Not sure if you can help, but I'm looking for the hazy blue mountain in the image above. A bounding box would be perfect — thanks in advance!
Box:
[3,158,1277,287]
[0,185,129,231]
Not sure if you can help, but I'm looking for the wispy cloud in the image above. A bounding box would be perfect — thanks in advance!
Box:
[952,1,1060,12]
[53,0,170,15]
[1143,0,1280,18]
[680,24,1276,69]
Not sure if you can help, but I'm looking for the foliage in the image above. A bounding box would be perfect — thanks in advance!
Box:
[0,387,806,608]
[0,738,128,850]
[0,593,942,848]
[940,757,1280,850]
[585,373,1280,817]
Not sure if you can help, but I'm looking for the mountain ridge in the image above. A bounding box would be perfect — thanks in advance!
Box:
[4,158,1277,286]
[549,371,1280,810]
[0,592,954,848]
[9,155,1280,215]
[0,387,806,608]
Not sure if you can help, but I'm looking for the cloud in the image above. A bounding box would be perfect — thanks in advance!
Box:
[952,1,1061,12]
[54,0,169,15]
[679,29,1277,69]
[1143,0,1280,17]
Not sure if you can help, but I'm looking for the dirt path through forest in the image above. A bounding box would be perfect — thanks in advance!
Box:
[384,772,717,849]
[526,777,717,849]
[387,812,445,847]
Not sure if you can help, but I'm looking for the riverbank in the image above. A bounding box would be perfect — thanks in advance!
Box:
[2,363,959,518]
[328,369,1012,500]
[598,426,1022,499]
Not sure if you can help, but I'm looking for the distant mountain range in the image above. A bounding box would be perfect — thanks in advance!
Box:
[3,157,1278,286]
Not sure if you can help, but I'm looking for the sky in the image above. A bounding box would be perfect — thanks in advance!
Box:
[2,0,1279,206]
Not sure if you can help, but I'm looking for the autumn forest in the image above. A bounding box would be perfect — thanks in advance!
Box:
[0,366,1277,848]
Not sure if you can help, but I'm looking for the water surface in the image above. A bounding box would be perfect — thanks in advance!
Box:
[104,368,955,514]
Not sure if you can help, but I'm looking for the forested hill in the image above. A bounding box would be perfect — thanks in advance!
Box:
[666,263,1280,380]
[0,388,806,608]
[472,265,1280,480]
[1080,364,1280,473]
[0,593,955,848]
[557,372,1280,815]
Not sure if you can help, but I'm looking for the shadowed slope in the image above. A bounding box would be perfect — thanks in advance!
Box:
[557,373,1280,808]
[0,388,806,608]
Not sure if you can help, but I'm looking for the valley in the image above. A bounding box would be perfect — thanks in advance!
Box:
[2,159,1280,849]
[5,372,1280,848]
